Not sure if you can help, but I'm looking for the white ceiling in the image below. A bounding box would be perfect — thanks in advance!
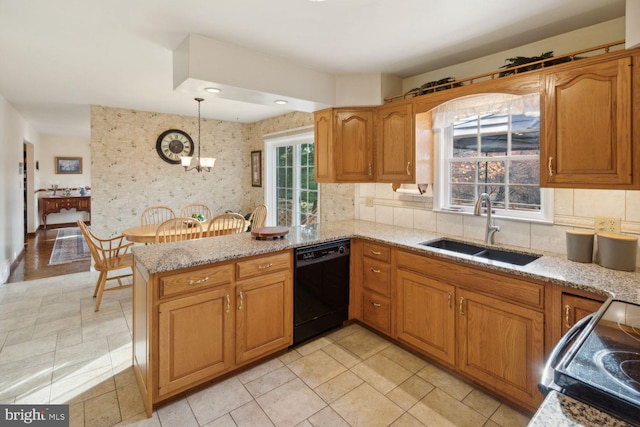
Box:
[0,0,626,136]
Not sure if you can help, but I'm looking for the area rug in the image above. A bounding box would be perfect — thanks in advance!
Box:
[48,227,91,265]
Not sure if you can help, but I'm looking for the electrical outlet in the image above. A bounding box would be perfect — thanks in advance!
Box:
[594,216,621,234]
[365,197,374,207]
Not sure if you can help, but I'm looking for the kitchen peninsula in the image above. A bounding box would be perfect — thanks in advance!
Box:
[131,219,640,424]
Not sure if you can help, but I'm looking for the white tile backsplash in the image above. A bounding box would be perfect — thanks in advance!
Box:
[574,189,625,218]
[436,212,463,237]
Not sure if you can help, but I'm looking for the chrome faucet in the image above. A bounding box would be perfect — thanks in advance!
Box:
[474,193,500,245]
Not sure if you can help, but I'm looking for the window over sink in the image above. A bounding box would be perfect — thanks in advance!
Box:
[432,93,552,222]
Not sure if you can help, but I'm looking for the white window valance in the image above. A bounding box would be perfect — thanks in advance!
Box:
[431,93,540,129]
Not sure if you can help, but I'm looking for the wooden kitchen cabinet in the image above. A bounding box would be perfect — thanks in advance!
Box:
[236,269,292,364]
[376,102,414,182]
[158,287,234,397]
[560,292,603,335]
[132,250,293,416]
[457,288,544,410]
[396,268,455,366]
[360,242,392,335]
[541,53,639,189]
[313,107,375,183]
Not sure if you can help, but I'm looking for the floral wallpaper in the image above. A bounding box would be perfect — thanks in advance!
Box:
[90,106,354,237]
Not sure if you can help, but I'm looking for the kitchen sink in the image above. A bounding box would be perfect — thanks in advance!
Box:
[420,239,540,266]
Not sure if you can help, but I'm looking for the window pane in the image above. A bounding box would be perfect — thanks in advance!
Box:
[452,136,478,158]
[451,183,475,206]
[477,161,505,184]
[511,130,540,155]
[478,185,505,209]
[450,161,476,183]
[480,134,507,157]
[509,160,540,184]
[509,186,541,211]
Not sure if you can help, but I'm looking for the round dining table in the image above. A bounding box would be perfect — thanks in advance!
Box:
[122,219,250,244]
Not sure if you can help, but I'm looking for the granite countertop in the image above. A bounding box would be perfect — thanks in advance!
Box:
[132,219,640,305]
[131,219,640,427]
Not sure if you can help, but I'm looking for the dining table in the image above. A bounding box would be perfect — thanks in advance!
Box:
[122,219,250,244]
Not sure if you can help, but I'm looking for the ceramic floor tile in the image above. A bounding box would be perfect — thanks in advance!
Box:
[335,328,390,360]
[156,398,199,427]
[0,355,54,402]
[14,383,51,404]
[489,404,530,427]
[230,400,275,427]
[56,327,83,350]
[116,381,145,420]
[462,388,501,418]
[4,325,35,346]
[278,349,302,365]
[409,388,487,427]
[321,342,361,368]
[202,414,241,427]
[237,357,285,384]
[83,390,122,427]
[53,351,113,381]
[0,314,38,335]
[313,370,363,404]
[68,401,84,427]
[187,376,253,425]
[114,411,162,426]
[324,323,365,342]
[0,334,58,365]
[245,365,297,398]
[256,378,326,427]
[32,313,81,339]
[306,406,350,427]
[380,345,429,373]
[416,364,474,401]
[50,367,115,404]
[54,336,110,368]
[390,412,426,427]
[295,336,332,356]
[288,348,347,388]
[351,353,413,394]
[386,375,435,411]
[331,383,404,427]
[82,315,129,343]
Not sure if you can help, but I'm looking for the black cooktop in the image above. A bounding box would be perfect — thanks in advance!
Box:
[554,300,640,425]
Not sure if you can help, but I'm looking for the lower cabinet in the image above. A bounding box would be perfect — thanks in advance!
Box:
[457,289,544,409]
[560,292,603,335]
[133,250,293,416]
[158,287,234,397]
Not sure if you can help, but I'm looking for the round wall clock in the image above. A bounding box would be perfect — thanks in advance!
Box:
[156,129,194,164]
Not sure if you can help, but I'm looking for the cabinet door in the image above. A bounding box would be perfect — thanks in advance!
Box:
[158,287,233,397]
[376,103,414,182]
[561,293,602,335]
[236,271,292,364]
[314,109,335,183]
[396,269,456,366]
[542,56,633,188]
[335,110,374,182]
[457,289,544,410]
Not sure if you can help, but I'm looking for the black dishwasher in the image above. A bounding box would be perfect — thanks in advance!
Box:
[294,240,350,345]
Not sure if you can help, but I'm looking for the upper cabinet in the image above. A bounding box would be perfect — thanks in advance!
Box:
[375,103,414,182]
[314,108,374,183]
[540,51,640,189]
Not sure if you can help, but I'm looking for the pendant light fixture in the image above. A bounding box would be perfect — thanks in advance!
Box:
[181,97,216,172]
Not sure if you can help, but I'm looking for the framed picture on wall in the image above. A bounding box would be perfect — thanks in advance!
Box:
[55,157,83,174]
[251,150,262,187]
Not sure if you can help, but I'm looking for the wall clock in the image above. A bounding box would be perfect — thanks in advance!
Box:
[156,129,194,164]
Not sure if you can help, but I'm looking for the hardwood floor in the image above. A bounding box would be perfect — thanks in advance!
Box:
[7,224,91,283]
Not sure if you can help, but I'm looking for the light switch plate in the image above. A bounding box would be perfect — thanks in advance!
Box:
[365,197,374,207]
[594,216,621,234]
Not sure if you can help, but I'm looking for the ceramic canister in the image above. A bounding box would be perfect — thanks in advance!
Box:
[566,230,594,263]
[596,232,638,272]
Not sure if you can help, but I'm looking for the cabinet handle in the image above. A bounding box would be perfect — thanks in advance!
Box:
[370,300,381,308]
[406,161,411,175]
[368,163,372,176]
[238,291,244,310]
[258,263,273,270]
[459,297,465,316]
[448,292,452,309]
[188,276,209,285]
[370,268,381,274]
[564,304,572,329]
[548,157,554,177]
[370,250,381,256]
[225,295,230,313]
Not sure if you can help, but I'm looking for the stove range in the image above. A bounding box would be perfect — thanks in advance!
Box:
[540,300,640,425]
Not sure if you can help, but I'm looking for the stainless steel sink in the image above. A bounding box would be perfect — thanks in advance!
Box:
[420,239,540,266]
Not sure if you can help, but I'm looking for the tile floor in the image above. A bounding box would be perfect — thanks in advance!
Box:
[0,271,531,426]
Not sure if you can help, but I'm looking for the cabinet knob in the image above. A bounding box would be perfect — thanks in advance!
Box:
[459,296,465,316]
[370,268,381,274]
[368,163,372,176]
[564,304,572,329]
[226,295,230,313]
[448,292,452,309]
[188,276,209,285]
[370,250,381,256]
[370,300,381,308]
[406,161,411,175]
[548,157,554,177]
[258,263,273,270]
[238,291,244,310]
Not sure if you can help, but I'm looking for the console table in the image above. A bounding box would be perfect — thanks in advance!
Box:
[40,196,91,229]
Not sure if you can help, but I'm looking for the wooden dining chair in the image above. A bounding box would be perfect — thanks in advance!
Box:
[155,217,203,243]
[141,205,176,225]
[180,203,213,220]
[248,204,268,230]
[208,213,246,236]
[77,220,133,312]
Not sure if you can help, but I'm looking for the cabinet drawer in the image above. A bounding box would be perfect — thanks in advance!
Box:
[160,264,233,297]
[236,252,291,281]
[363,242,390,263]
[363,257,390,296]
[397,250,544,309]
[362,290,391,334]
